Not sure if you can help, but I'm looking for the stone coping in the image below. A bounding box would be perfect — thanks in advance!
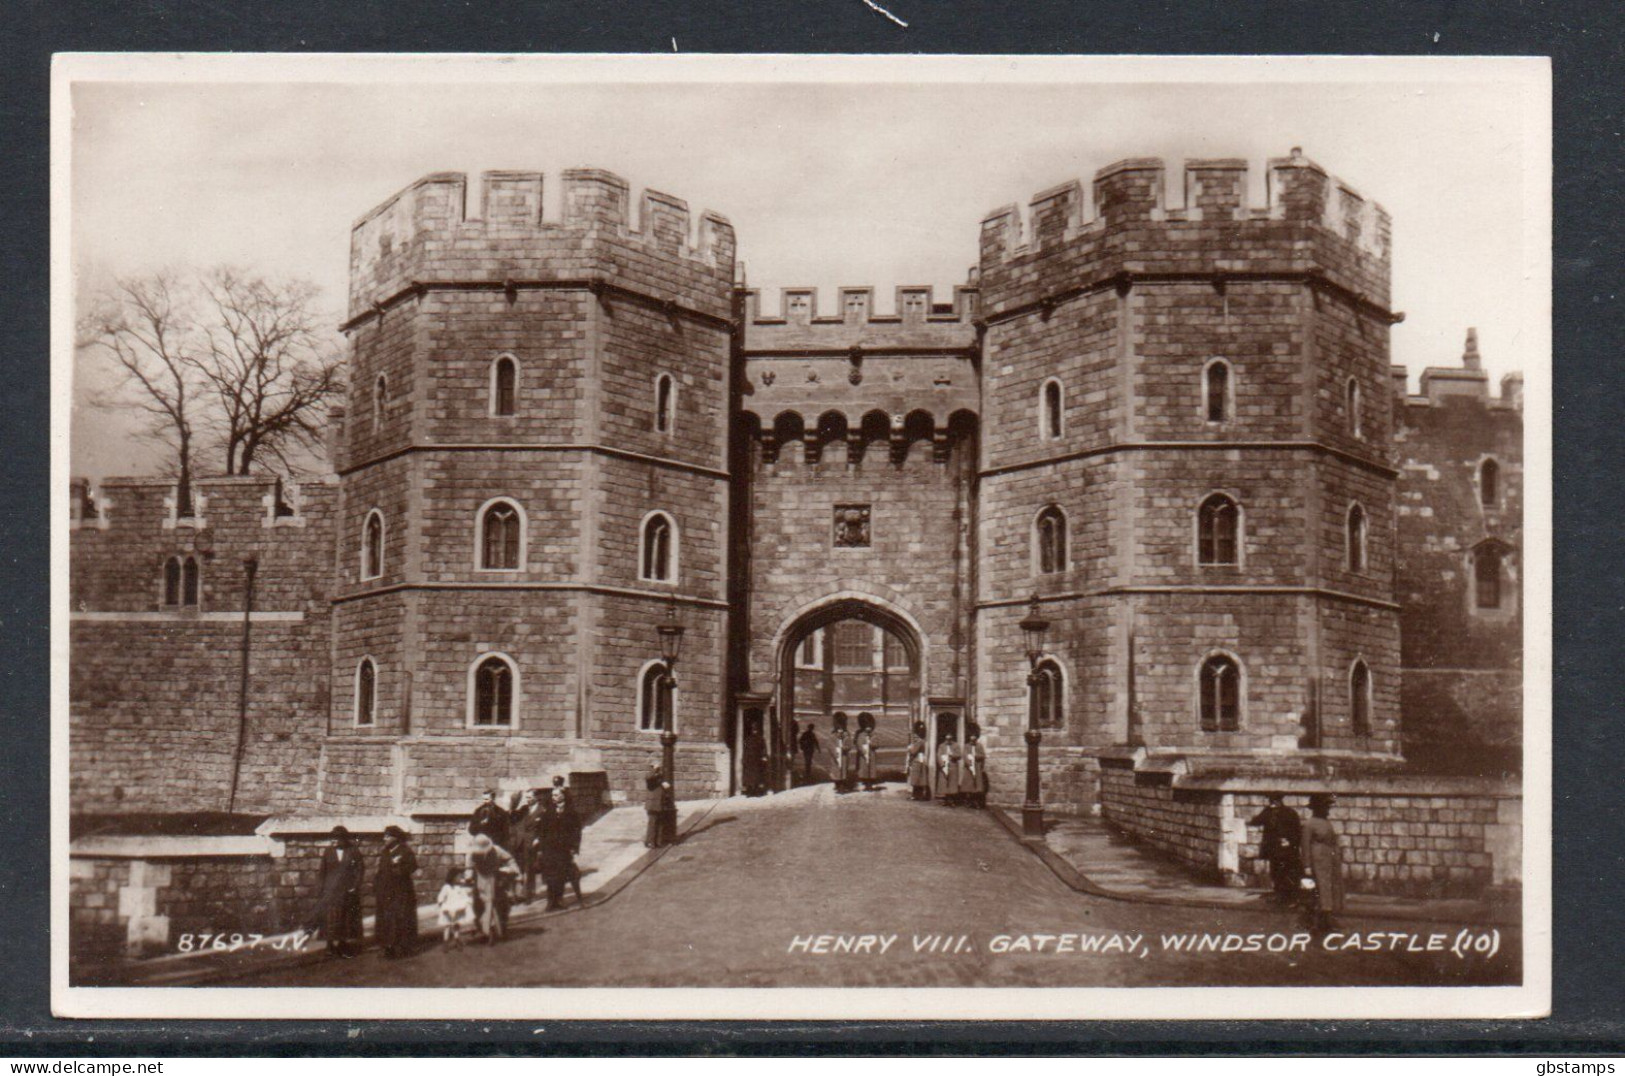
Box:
[253,815,418,838]
[71,834,282,859]
[1168,774,1521,797]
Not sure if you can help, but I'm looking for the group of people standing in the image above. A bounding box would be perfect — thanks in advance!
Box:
[826,712,883,793]
[305,777,589,959]
[904,723,988,807]
[1249,792,1346,930]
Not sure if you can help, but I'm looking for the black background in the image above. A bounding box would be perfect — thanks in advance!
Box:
[2,0,1620,1055]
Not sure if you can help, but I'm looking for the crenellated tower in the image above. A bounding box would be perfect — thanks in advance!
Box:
[974,150,1403,806]
[331,169,737,811]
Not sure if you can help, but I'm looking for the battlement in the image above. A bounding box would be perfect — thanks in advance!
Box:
[743,283,979,327]
[978,150,1392,313]
[70,474,338,533]
[348,169,736,319]
[740,283,980,359]
[1396,330,1523,413]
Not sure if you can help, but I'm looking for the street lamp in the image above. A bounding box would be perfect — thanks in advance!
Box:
[655,596,685,845]
[1018,593,1051,839]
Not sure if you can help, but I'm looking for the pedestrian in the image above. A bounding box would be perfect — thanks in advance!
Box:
[465,832,519,944]
[373,824,419,959]
[937,734,961,806]
[831,712,852,793]
[644,762,670,848]
[539,783,585,908]
[855,713,877,791]
[469,789,511,852]
[436,867,476,949]
[959,730,987,808]
[905,722,930,801]
[510,789,542,903]
[1248,793,1304,901]
[311,825,365,959]
[798,723,820,785]
[1301,794,1346,931]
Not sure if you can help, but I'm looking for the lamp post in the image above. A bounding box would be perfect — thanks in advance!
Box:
[1018,593,1050,839]
[656,596,685,845]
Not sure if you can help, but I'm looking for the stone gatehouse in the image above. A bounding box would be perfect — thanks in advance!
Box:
[69,148,1524,917]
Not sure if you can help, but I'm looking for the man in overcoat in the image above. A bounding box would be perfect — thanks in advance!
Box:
[644,762,671,848]
[1248,793,1304,900]
[469,789,511,852]
[313,826,366,959]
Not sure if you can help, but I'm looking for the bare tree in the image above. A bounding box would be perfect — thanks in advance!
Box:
[79,267,345,485]
[197,267,344,475]
[78,271,205,507]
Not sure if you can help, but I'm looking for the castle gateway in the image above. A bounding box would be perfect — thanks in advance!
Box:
[70,150,1522,895]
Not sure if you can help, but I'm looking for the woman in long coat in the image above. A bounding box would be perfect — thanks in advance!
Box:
[937,735,962,806]
[905,723,930,801]
[373,825,419,958]
[465,833,519,943]
[313,826,366,958]
[1301,795,1346,929]
[958,731,988,808]
[854,715,877,791]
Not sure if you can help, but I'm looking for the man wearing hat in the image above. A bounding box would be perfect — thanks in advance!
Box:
[1248,793,1304,901]
[469,789,511,852]
[313,826,366,959]
[644,762,672,848]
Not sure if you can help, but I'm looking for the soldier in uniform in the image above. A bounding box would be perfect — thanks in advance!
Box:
[830,712,853,793]
[905,722,930,801]
[937,733,962,806]
[959,729,988,808]
[855,713,878,791]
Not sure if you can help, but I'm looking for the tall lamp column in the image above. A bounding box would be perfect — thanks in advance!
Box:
[1019,594,1051,839]
[656,597,685,845]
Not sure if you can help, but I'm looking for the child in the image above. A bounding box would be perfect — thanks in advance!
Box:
[436,867,476,949]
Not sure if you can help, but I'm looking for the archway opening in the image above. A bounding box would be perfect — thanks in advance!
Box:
[776,600,922,790]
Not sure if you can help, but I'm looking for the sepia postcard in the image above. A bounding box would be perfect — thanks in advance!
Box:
[51,53,1551,1021]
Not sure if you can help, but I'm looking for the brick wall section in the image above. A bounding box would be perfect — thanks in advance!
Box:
[1394,351,1523,772]
[70,475,337,814]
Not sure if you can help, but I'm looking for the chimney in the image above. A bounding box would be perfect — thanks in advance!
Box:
[1462,327,1482,371]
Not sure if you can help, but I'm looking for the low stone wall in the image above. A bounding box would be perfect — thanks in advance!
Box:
[1097,754,1521,898]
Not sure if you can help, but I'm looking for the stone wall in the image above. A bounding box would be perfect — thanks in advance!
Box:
[1393,336,1524,773]
[69,475,338,815]
[1099,758,1521,898]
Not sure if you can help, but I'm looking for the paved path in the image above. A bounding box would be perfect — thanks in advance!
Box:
[240,783,1519,989]
[1038,814,1519,924]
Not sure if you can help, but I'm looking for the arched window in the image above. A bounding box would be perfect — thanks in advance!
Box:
[640,512,676,582]
[638,660,675,732]
[1480,458,1499,507]
[655,373,675,434]
[1041,379,1063,440]
[373,374,387,432]
[470,654,516,727]
[162,555,200,607]
[1030,659,1065,729]
[797,629,823,669]
[491,356,517,417]
[1475,546,1502,609]
[1197,493,1240,566]
[362,510,384,580]
[1347,377,1362,438]
[1035,504,1067,574]
[478,499,523,571]
[1346,503,1367,573]
[1199,652,1242,732]
[1349,659,1371,736]
[355,658,377,727]
[1204,360,1231,424]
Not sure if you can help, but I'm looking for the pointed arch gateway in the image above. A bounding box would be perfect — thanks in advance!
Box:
[762,596,929,797]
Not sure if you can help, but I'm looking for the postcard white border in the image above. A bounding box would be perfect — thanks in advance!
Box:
[50,51,1552,1022]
